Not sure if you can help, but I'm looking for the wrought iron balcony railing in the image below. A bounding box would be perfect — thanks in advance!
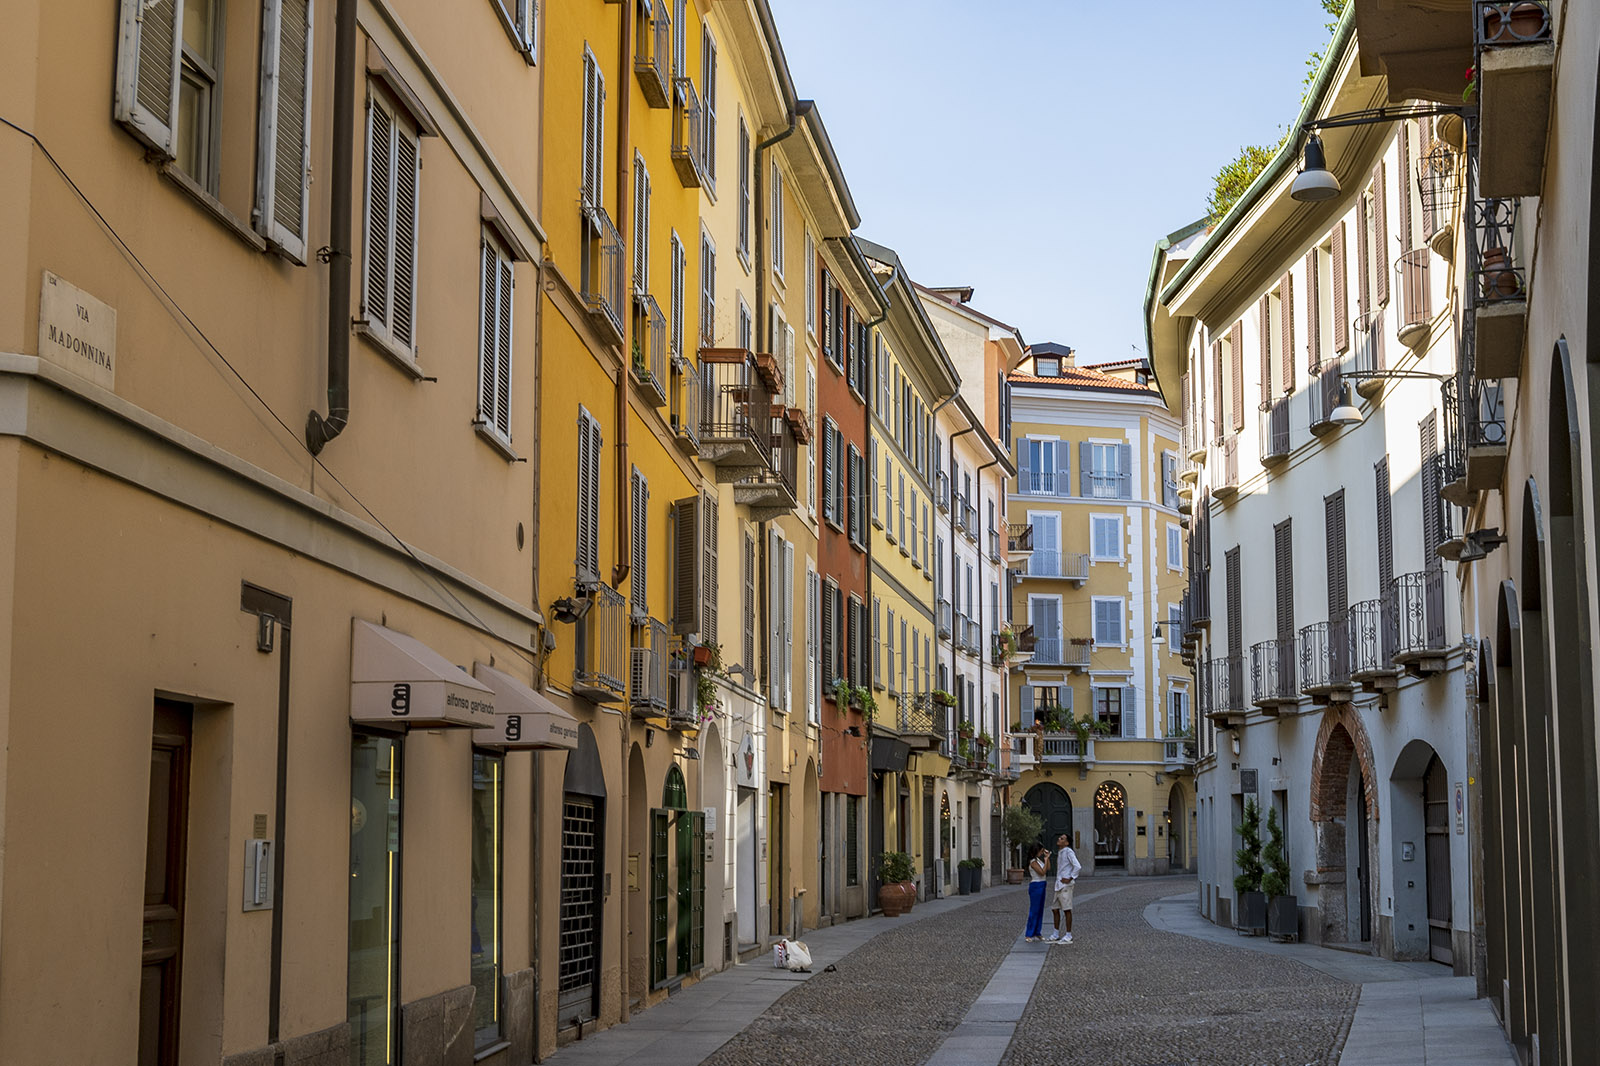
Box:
[1418,136,1461,256]
[1212,436,1239,497]
[1260,397,1291,466]
[899,691,939,736]
[1027,550,1090,582]
[1348,595,1400,682]
[1084,472,1131,500]
[629,617,670,713]
[1473,1,1554,199]
[1189,569,1211,628]
[1351,307,1388,386]
[1205,655,1244,718]
[575,584,627,703]
[1299,618,1353,698]
[988,526,1001,562]
[1308,359,1344,433]
[936,471,951,512]
[1392,569,1448,664]
[1163,739,1197,770]
[1251,637,1298,709]
[936,599,952,639]
[696,348,772,472]
[1016,466,1071,497]
[671,77,708,188]
[633,5,671,108]
[962,501,979,542]
[581,207,625,342]
[1007,523,1034,554]
[1397,250,1432,349]
[733,404,798,517]
[631,294,668,407]
[669,355,701,454]
[1027,637,1091,670]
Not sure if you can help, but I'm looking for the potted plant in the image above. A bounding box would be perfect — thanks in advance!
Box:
[1233,798,1267,935]
[976,730,993,752]
[1262,806,1298,941]
[858,690,878,725]
[1002,803,1044,884]
[957,857,985,895]
[1482,1,1549,43]
[956,737,971,763]
[1479,246,1522,299]
[876,851,916,916]
[967,856,985,893]
[692,642,719,669]
[957,719,974,739]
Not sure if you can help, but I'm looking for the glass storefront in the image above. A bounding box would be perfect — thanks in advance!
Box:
[470,751,503,1047]
[349,733,401,1066]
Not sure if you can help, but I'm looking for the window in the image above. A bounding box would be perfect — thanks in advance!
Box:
[491,0,538,58]
[872,597,882,687]
[672,0,686,76]
[821,417,838,527]
[699,230,715,345]
[1162,451,1179,509]
[632,154,650,294]
[1018,437,1063,496]
[174,0,223,193]
[1091,515,1123,562]
[700,26,717,186]
[669,232,685,358]
[1169,690,1190,735]
[869,437,879,526]
[631,468,649,616]
[256,0,316,257]
[804,232,817,336]
[737,294,752,351]
[1167,525,1182,570]
[737,118,750,260]
[848,444,865,550]
[1084,442,1130,499]
[576,407,602,584]
[1092,597,1124,647]
[1094,685,1124,735]
[770,160,785,280]
[361,87,422,358]
[470,750,504,1049]
[477,231,515,442]
[349,731,402,1066]
[1035,356,1059,377]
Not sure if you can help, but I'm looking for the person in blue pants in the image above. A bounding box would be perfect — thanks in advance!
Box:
[1022,845,1052,941]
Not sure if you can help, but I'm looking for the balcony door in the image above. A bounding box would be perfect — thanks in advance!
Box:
[1028,512,1059,577]
[1029,596,1060,664]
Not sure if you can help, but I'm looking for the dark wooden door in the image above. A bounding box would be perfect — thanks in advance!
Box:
[141,702,191,1066]
[1425,757,1454,965]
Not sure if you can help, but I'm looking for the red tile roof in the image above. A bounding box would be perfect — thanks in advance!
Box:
[1006,364,1158,394]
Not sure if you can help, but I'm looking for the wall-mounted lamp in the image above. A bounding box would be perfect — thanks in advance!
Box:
[1149,619,1180,646]
[1331,369,1453,427]
[1290,105,1466,204]
[550,593,593,624]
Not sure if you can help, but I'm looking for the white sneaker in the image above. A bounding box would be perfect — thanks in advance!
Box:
[1061,933,1074,944]
[1046,932,1061,942]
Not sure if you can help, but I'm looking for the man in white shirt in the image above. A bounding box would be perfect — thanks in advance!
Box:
[1047,832,1082,943]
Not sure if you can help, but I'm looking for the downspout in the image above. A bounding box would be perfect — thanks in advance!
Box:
[975,454,1002,771]
[305,0,358,454]
[611,2,634,591]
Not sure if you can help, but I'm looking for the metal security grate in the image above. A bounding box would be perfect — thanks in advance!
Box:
[558,799,599,1016]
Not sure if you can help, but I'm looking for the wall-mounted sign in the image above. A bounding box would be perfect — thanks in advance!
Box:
[1240,768,1259,794]
[1455,782,1466,834]
[38,271,115,390]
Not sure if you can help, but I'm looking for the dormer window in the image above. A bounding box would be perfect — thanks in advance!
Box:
[1035,357,1059,377]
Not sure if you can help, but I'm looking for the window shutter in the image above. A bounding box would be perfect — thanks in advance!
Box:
[1279,272,1294,392]
[581,51,598,208]
[742,532,755,684]
[1212,341,1224,439]
[1079,441,1091,497]
[1374,163,1389,304]
[807,572,817,715]
[820,271,832,362]
[592,66,606,209]
[479,239,499,427]
[114,0,184,155]
[782,541,794,709]
[835,586,846,685]
[1181,374,1192,441]
[847,600,860,689]
[784,324,796,406]
[821,420,835,523]
[1332,223,1349,353]
[767,532,781,701]
[820,582,834,688]
[701,238,716,345]
[847,446,861,546]
[1020,685,1034,728]
[1420,413,1440,562]
[1306,251,1321,371]
[1375,456,1394,595]
[1229,323,1244,431]
[1122,686,1137,737]
[363,102,393,330]
[389,123,420,351]
[1399,129,1414,247]
[632,471,649,615]
[1258,295,1272,405]
[1226,547,1241,657]
[633,159,648,291]
[671,496,701,634]
[1274,519,1293,638]
[1356,195,1371,317]
[1325,489,1347,620]
[1116,443,1132,499]
[702,492,718,643]
[256,0,315,259]
[843,307,856,390]
[1054,441,1071,497]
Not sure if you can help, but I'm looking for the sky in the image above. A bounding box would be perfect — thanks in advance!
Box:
[766,0,1338,364]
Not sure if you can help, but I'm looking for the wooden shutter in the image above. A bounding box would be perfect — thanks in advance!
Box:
[1226,547,1241,657]
[1375,456,1394,596]
[256,0,314,259]
[1374,163,1389,304]
[1079,441,1091,497]
[1116,444,1132,499]
[1279,272,1295,393]
[671,496,701,634]
[1420,413,1440,562]
[363,101,393,331]
[670,235,684,357]
[820,580,834,689]
[1274,519,1293,638]
[478,237,514,438]
[702,492,718,643]
[780,540,794,709]
[848,445,862,546]
[1229,323,1244,431]
[701,237,715,345]
[742,532,755,677]
[631,470,649,616]
[1122,686,1137,737]
[1306,251,1322,371]
[835,586,846,686]
[1325,489,1347,619]
[576,409,602,584]
[1258,295,1273,405]
[633,159,648,291]
[1181,374,1193,441]
[581,50,599,208]
[846,599,860,688]
[820,271,832,362]
[1020,685,1034,728]
[1332,223,1349,353]
[1399,129,1414,248]
[832,284,844,367]
[114,0,183,155]
[1356,195,1371,316]
[844,307,856,390]
[1420,122,1437,238]
[1211,341,1224,439]
[592,65,606,209]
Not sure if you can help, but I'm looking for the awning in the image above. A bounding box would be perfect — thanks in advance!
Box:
[350,619,496,729]
[870,736,910,774]
[909,750,952,779]
[472,663,579,750]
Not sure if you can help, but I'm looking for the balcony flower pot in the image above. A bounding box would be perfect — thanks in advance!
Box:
[1267,894,1299,942]
[692,644,715,668]
[877,851,916,915]
[1483,1,1549,42]
[1006,866,1026,884]
[1479,247,1522,299]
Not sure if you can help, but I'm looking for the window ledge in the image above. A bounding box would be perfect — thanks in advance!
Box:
[474,1039,512,1063]
[354,323,427,380]
[158,165,268,254]
[475,423,522,462]
[738,248,751,275]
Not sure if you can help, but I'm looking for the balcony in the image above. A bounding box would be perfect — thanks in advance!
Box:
[1027,550,1090,584]
[1442,346,1507,502]
[696,348,772,476]
[953,498,969,536]
[1012,731,1095,769]
[896,692,943,749]
[1299,618,1354,702]
[936,599,952,639]
[630,294,668,408]
[629,618,670,715]
[1351,310,1388,396]
[1470,192,1527,379]
[733,406,799,520]
[964,618,983,656]
[1308,360,1345,435]
[669,355,701,456]
[1007,523,1034,556]
[936,471,951,513]
[670,78,709,188]
[1348,596,1401,691]
[1418,138,1462,259]
[633,5,671,108]
[1250,638,1299,714]
[1259,398,1291,467]
[1204,656,1245,725]
[1084,471,1131,501]
[1351,0,1473,106]
[962,501,979,542]
[1163,739,1197,773]
[1396,250,1433,350]
[1475,0,1554,198]
[1028,637,1091,671]
[1392,569,1449,674]
[753,350,784,395]
[1189,569,1211,631]
[1016,466,1070,497]
[581,207,625,345]
[1212,436,1239,499]
[988,526,1001,563]
[574,584,627,703]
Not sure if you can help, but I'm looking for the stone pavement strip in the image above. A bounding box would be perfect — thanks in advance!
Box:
[541,878,1516,1066]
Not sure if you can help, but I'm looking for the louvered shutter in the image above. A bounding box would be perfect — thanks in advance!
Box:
[1225,547,1241,657]
[1332,224,1349,353]
[820,271,832,363]
[1399,129,1414,248]
[821,420,835,523]
[363,102,393,331]
[832,285,845,369]
[869,437,879,523]
[819,582,834,690]
[848,445,861,545]
[1357,196,1371,316]
[782,541,794,709]
[1420,123,1436,238]
[1420,414,1440,562]
[846,599,860,689]
[632,471,649,615]
[1306,252,1321,370]
[114,0,184,155]
[671,496,701,634]
[633,160,647,291]
[1212,341,1224,438]
[701,236,715,346]
[1122,686,1137,737]
[670,236,684,357]
[1374,163,1389,304]
[389,123,419,351]
[702,492,718,643]
[479,240,499,427]
[742,532,755,686]
[843,307,856,390]
[256,0,314,259]
[495,255,513,435]
[835,586,846,686]
[1053,441,1071,498]
[1259,295,1273,405]
[1229,323,1244,431]
[1280,272,1295,393]
[1020,685,1034,728]
[1116,444,1132,498]
[1325,489,1347,619]
[1079,441,1091,497]
[1375,456,1394,595]
[576,409,601,584]
[592,66,606,210]
[581,51,598,209]
[807,573,818,715]
[784,324,796,406]
[1275,519,1293,638]
[1181,374,1193,441]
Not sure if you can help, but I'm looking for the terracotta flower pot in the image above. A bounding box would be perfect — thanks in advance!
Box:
[1480,247,1522,299]
[1483,1,1548,42]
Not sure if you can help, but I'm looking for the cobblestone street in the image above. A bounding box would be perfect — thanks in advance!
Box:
[547,878,1516,1066]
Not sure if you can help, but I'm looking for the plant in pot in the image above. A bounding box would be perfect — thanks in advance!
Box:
[876,851,917,916]
[933,689,955,707]
[957,719,974,739]
[858,689,878,725]
[1261,806,1298,941]
[957,857,985,895]
[1479,246,1522,299]
[1233,798,1267,935]
[1002,803,1044,884]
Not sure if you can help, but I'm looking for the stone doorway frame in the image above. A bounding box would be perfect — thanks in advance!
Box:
[1308,706,1379,946]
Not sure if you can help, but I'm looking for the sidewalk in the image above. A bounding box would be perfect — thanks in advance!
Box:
[1144,892,1518,1066]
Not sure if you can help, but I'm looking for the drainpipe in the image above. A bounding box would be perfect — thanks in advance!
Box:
[975,454,1002,771]
[611,2,634,591]
[305,0,357,455]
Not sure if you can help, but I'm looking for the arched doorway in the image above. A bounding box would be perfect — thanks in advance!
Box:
[1309,712,1377,947]
[1094,782,1126,867]
[559,724,607,1028]
[1389,740,1453,964]
[1167,784,1188,872]
[1022,782,1072,853]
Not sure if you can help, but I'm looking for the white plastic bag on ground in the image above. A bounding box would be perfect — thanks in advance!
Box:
[783,939,812,972]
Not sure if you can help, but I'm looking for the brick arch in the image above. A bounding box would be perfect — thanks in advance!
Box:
[1309,705,1378,825]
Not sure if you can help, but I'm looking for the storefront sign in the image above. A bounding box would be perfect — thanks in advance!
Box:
[38,271,115,390]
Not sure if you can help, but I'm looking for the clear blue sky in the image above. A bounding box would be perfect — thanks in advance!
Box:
[767,0,1337,364]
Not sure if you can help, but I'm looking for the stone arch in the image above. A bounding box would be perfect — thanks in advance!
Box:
[1309,706,1378,824]
[1022,781,1072,855]
[1308,706,1379,946]
[1166,782,1190,872]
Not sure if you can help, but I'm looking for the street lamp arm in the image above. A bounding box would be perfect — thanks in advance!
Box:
[1336,369,1453,382]
[1303,104,1466,133]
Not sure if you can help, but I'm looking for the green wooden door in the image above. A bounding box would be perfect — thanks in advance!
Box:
[650,810,668,986]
